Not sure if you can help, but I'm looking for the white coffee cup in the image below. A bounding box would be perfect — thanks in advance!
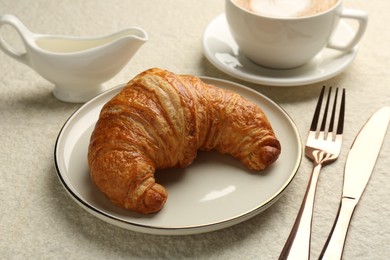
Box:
[225,0,368,69]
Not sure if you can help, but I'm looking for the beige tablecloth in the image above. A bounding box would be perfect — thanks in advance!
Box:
[1,1,389,259]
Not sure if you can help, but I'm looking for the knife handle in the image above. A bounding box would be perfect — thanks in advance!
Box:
[319,197,357,260]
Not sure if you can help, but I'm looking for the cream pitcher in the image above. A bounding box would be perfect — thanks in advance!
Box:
[0,14,148,103]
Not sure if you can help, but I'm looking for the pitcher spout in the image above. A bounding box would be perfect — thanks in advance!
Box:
[112,27,148,46]
[94,27,148,74]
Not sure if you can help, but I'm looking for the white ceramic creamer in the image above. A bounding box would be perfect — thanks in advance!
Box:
[0,14,148,103]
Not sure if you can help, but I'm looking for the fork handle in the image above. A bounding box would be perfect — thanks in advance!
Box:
[279,162,322,260]
[319,197,357,260]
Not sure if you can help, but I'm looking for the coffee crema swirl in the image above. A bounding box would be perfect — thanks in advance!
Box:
[232,0,338,18]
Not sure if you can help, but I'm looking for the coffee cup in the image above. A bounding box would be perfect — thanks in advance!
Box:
[225,0,368,69]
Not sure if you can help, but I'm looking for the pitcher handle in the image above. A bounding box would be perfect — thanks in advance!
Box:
[327,9,368,52]
[0,14,33,66]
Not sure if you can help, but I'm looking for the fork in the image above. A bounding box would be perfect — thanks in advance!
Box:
[279,86,346,260]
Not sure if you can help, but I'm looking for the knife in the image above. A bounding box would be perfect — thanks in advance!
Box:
[319,106,390,260]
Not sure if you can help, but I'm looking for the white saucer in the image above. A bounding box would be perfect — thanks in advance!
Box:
[202,14,359,87]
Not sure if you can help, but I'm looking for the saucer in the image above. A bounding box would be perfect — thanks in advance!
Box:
[202,14,359,87]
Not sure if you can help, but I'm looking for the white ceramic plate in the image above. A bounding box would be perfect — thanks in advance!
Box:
[202,14,359,86]
[54,77,302,235]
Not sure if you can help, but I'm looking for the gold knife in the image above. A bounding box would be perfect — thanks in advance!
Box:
[319,106,390,259]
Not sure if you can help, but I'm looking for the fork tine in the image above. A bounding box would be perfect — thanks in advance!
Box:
[328,88,339,134]
[310,86,325,131]
[320,87,332,132]
[337,88,346,134]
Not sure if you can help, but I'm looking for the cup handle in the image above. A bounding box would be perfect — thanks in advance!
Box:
[327,9,368,52]
[0,14,32,66]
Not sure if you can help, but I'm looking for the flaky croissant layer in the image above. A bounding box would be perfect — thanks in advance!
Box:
[88,68,281,214]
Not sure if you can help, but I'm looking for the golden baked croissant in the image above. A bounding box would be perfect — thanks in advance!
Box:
[88,68,281,214]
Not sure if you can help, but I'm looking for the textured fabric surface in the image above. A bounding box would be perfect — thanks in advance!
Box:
[0,1,389,259]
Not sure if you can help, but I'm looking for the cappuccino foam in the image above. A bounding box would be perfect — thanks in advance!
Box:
[233,0,338,18]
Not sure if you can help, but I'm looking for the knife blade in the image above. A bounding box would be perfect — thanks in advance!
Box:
[319,106,390,260]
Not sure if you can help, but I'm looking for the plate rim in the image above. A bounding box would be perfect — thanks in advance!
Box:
[54,76,303,235]
[202,13,358,87]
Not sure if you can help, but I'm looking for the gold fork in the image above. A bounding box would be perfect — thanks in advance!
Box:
[279,86,346,260]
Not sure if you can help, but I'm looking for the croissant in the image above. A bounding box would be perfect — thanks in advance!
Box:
[88,68,281,214]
